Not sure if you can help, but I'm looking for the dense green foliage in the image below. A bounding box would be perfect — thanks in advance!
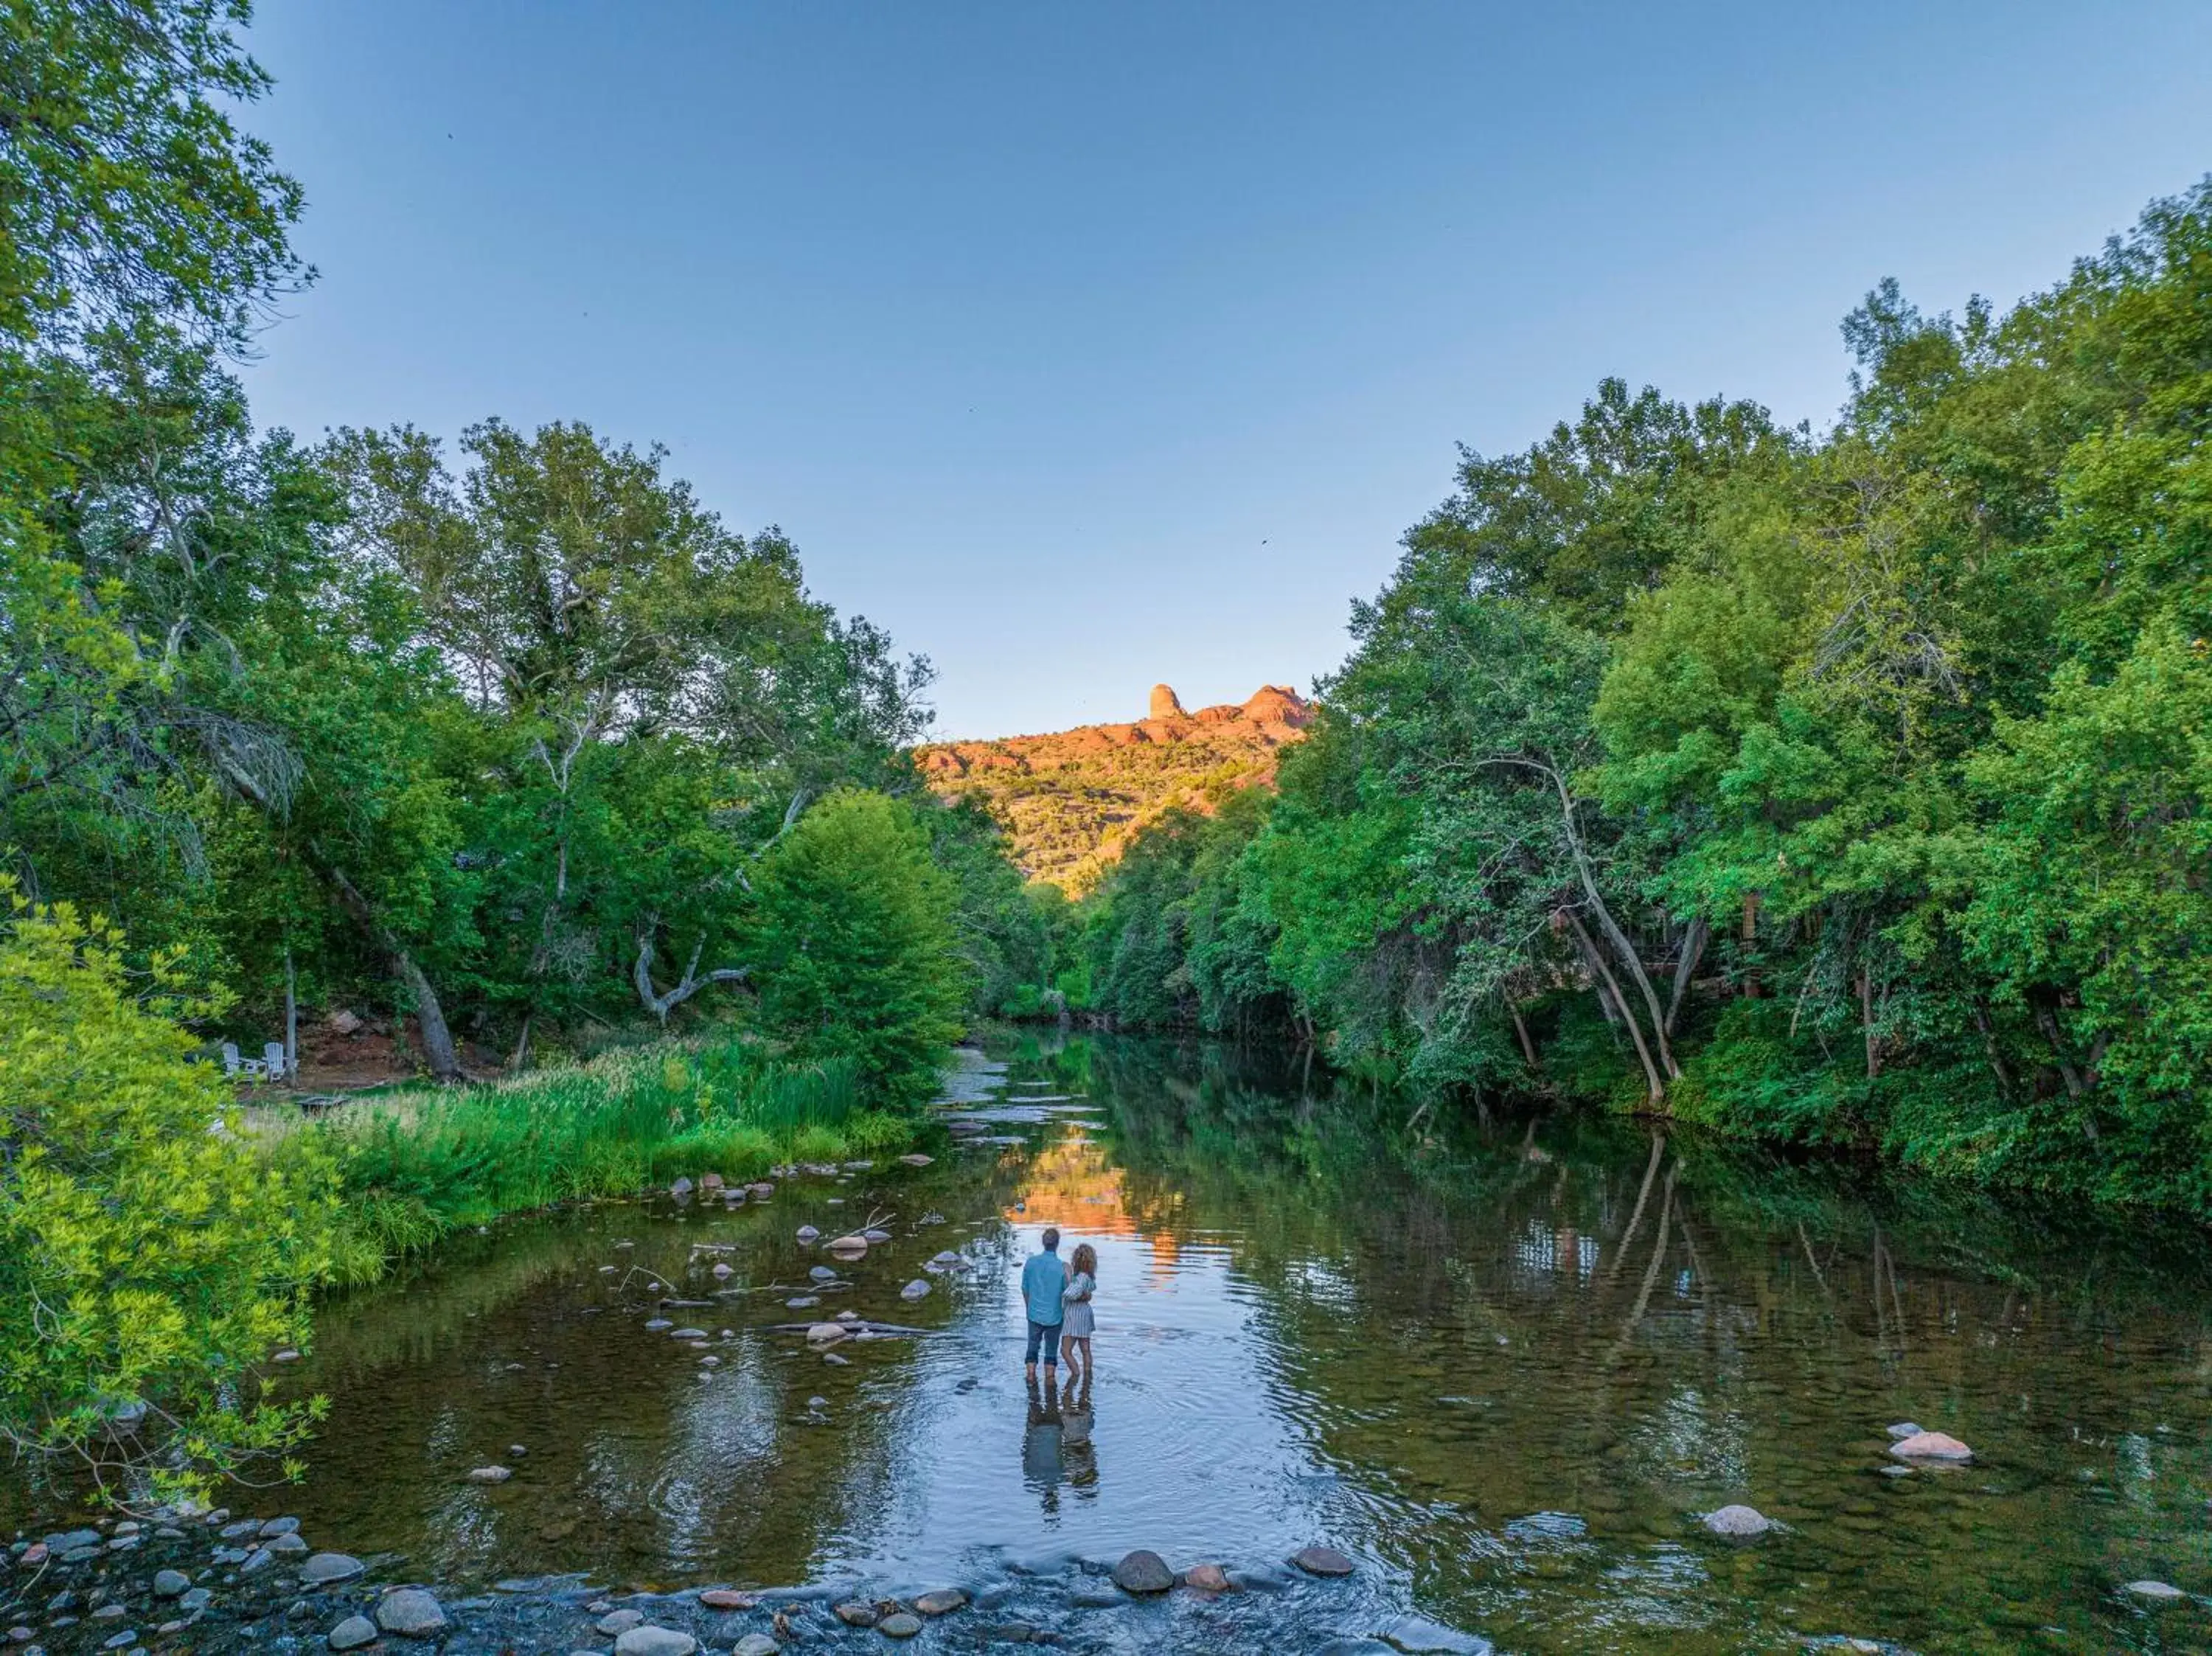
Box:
[1074,181,2212,1212]
[0,892,332,1500]
[0,0,1041,1490]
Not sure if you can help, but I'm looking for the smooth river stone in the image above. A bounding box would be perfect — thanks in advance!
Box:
[1292,1545,1357,1577]
[880,1612,922,1638]
[914,1589,968,1615]
[597,1608,646,1634]
[806,1323,848,1345]
[668,1327,708,1340]
[796,1225,821,1242]
[1888,1431,1973,1461]
[900,1279,931,1301]
[467,1465,512,1483]
[300,1554,366,1585]
[375,1589,449,1638]
[152,1570,191,1598]
[1702,1505,1772,1538]
[1113,1551,1175,1593]
[698,1589,756,1610]
[1181,1564,1230,1592]
[833,1601,879,1627]
[734,1636,782,1656]
[614,1627,699,1656]
[327,1615,378,1651]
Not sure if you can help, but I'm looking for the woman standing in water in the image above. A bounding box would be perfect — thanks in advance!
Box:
[1060,1242,1097,1380]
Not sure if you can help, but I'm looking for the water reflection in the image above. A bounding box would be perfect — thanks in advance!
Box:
[32,1033,2211,1654]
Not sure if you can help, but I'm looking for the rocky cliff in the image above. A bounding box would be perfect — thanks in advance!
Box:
[919,684,1312,891]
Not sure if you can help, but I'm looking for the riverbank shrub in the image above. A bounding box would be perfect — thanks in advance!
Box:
[0,893,334,1500]
[307,1038,911,1282]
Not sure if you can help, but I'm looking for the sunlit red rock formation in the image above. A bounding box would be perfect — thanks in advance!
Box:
[918,683,1312,891]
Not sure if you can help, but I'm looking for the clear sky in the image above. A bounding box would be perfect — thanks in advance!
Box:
[237,1,2212,739]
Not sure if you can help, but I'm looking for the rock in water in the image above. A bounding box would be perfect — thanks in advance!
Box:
[1292,1545,1357,1577]
[901,1279,931,1301]
[1888,1430,1973,1461]
[615,1628,700,1656]
[152,1570,190,1598]
[880,1612,922,1637]
[734,1637,782,1656]
[914,1589,967,1615]
[669,1177,694,1197]
[598,1608,646,1634]
[1702,1505,1772,1538]
[267,1531,310,1554]
[796,1225,821,1242]
[712,1262,734,1278]
[833,1601,880,1627]
[327,1615,378,1651]
[862,1228,892,1244]
[1113,1551,1175,1593]
[1181,1563,1230,1592]
[805,1323,848,1345]
[467,1464,512,1482]
[1885,1421,1923,1440]
[375,1589,449,1638]
[2124,1579,2187,1602]
[900,1154,933,1166]
[698,1589,756,1610]
[300,1554,365,1585]
[827,1234,869,1259]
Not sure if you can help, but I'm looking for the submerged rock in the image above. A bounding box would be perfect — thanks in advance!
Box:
[1888,1430,1973,1462]
[1181,1564,1231,1592]
[880,1611,922,1637]
[1292,1545,1357,1577]
[598,1608,646,1634]
[1113,1550,1175,1593]
[1885,1421,1924,1440]
[1702,1505,1772,1538]
[2124,1579,2187,1602]
[733,1636,782,1656]
[900,1154,933,1166]
[467,1465,512,1483]
[901,1280,931,1301]
[1374,1615,1493,1655]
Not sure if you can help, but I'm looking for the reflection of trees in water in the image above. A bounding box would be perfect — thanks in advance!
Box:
[1067,1033,2212,1650]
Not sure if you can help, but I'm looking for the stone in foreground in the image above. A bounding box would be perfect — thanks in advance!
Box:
[327,1615,378,1652]
[733,1637,782,1656]
[1292,1545,1357,1576]
[376,1588,449,1638]
[1888,1430,1973,1461]
[880,1612,923,1637]
[1113,1550,1176,1593]
[614,1627,700,1656]
[598,1608,645,1634]
[1702,1504,1771,1538]
[833,1601,879,1626]
[914,1589,967,1615]
[300,1553,366,1585]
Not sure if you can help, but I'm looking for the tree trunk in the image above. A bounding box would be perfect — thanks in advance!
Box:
[1565,906,1666,1106]
[324,865,464,1081]
[633,916,749,1023]
[1546,770,1679,1077]
[1509,1001,1541,1069]
[1666,914,1706,1038]
[1859,970,1882,1080]
[282,949,298,1085]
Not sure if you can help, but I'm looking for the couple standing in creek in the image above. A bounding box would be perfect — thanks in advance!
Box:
[1018,1228,1099,1507]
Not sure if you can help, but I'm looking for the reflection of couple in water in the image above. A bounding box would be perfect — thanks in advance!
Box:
[1019,1227,1096,1382]
[1023,1359,1096,1506]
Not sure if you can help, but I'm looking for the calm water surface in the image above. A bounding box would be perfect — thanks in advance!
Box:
[257,1039,2212,1650]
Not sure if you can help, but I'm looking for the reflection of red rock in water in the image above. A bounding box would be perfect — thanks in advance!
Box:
[917,682,1314,891]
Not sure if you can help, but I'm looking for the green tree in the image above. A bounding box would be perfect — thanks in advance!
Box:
[741,790,966,1106]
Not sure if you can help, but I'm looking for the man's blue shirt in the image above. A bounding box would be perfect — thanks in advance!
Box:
[1022,1249,1067,1326]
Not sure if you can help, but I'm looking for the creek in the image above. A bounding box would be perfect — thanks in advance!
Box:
[10,1034,2212,1654]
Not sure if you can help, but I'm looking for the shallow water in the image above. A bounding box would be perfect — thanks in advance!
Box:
[26,1035,2212,1652]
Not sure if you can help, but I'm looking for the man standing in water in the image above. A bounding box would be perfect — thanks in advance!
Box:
[1022,1227,1068,1382]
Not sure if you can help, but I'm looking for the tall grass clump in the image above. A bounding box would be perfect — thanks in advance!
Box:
[302,1037,917,1279]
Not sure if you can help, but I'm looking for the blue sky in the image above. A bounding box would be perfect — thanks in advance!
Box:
[240,1,2212,738]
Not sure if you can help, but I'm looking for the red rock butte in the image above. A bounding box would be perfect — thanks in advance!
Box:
[918,683,1313,889]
